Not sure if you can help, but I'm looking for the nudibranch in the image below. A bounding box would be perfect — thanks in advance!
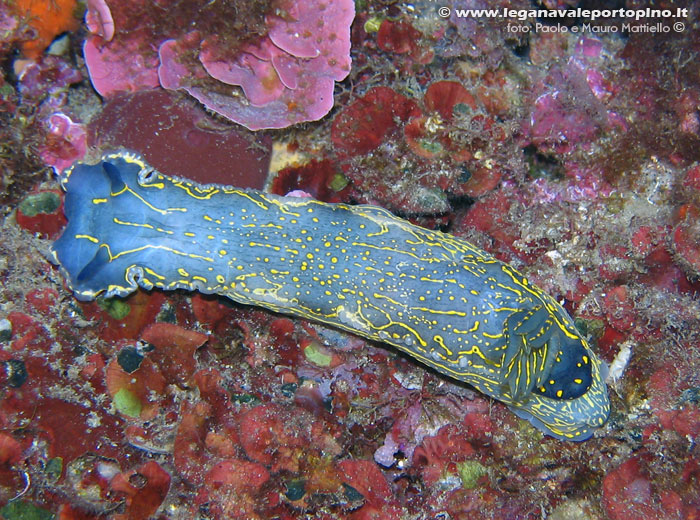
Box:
[51,151,609,440]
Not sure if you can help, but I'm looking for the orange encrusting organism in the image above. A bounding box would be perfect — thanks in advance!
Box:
[12,0,80,58]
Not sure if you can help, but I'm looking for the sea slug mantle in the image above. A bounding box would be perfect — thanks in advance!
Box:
[51,151,610,441]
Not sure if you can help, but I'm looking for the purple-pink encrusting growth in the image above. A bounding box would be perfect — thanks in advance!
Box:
[17,55,83,100]
[158,0,354,130]
[40,113,87,174]
[82,0,354,130]
[82,0,159,95]
[84,35,160,95]
[85,0,114,41]
[526,36,625,154]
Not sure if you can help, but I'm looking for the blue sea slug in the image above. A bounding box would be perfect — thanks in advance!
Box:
[51,151,609,441]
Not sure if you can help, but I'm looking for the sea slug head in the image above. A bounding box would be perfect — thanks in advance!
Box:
[51,152,147,300]
[510,333,610,441]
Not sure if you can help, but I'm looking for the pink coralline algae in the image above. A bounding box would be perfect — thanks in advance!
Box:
[83,0,354,130]
[602,457,697,520]
[16,56,83,101]
[39,112,87,174]
[526,36,623,154]
[12,55,86,174]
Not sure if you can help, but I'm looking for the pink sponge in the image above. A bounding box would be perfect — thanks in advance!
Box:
[83,0,354,130]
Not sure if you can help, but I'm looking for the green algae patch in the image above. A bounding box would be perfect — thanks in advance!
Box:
[18,192,61,217]
[284,479,307,501]
[0,500,55,520]
[417,139,444,156]
[457,460,487,489]
[97,297,131,320]
[113,388,142,418]
[45,457,63,483]
[575,318,605,343]
[231,393,261,406]
[304,342,333,367]
[329,172,350,192]
[363,15,382,33]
